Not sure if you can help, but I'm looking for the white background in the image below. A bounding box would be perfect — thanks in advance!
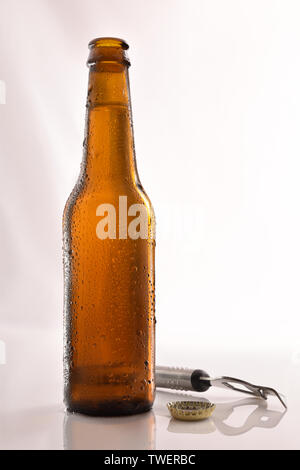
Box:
[0,0,300,449]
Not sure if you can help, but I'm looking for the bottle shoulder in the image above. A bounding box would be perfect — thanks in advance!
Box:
[63,179,155,243]
[134,182,155,219]
[63,179,155,220]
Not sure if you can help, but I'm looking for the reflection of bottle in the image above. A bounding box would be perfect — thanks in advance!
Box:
[63,38,155,416]
[64,411,156,450]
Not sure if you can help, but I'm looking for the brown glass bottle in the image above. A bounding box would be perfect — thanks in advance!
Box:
[63,38,155,416]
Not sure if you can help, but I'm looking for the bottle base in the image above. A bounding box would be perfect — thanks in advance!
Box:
[66,399,153,417]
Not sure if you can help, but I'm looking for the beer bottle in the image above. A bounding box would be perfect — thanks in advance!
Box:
[63,38,155,416]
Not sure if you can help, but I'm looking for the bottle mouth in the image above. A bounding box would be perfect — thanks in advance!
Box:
[88,37,129,50]
[87,37,130,67]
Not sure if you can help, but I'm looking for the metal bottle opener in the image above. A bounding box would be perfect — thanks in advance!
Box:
[156,366,287,409]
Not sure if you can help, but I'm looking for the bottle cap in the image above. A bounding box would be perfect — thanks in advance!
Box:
[167,401,215,421]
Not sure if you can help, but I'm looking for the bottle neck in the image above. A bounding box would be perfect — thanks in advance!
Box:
[83,62,138,185]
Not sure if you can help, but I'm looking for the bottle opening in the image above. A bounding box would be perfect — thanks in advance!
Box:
[89,37,129,50]
[87,37,130,68]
